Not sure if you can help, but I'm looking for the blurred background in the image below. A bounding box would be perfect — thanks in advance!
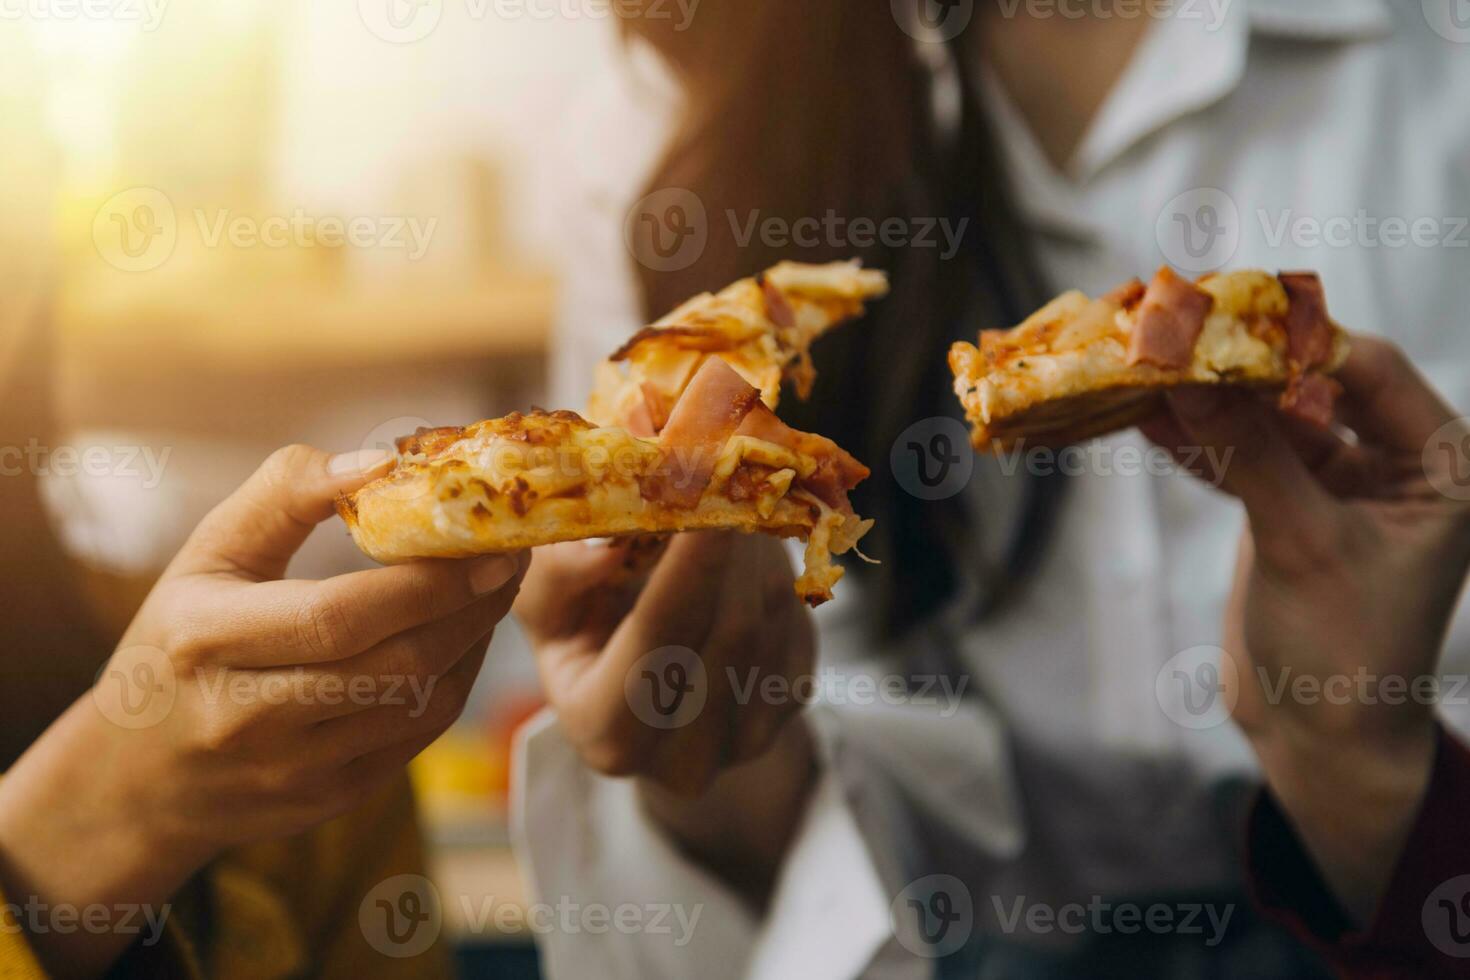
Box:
[4,3,626,972]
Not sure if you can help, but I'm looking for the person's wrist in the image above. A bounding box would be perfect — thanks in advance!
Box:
[1245,712,1438,923]
[1249,710,1436,870]
[0,697,214,977]
[1,696,221,900]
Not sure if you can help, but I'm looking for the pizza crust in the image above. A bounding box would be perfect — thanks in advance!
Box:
[950,269,1350,450]
[336,409,871,605]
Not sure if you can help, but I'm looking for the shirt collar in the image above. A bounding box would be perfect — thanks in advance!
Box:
[1248,0,1395,41]
[1076,0,1395,179]
[981,0,1395,236]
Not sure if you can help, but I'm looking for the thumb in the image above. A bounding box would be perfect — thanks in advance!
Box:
[174,445,392,580]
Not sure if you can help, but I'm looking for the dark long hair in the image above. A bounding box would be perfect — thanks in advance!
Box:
[623,1,1064,638]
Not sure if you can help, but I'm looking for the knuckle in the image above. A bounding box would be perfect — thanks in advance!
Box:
[261,444,317,489]
[194,710,251,756]
[379,644,422,690]
[409,569,449,622]
[1370,337,1410,372]
[167,617,218,670]
[292,597,354,662]
[250,761,303,799]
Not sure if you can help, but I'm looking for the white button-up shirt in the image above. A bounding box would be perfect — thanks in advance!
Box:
[514,2,1470,976]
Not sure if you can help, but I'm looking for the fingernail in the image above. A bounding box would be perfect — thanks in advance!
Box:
[469,555,519,595]
[329,449,392,477]
[1169,387,1225,422]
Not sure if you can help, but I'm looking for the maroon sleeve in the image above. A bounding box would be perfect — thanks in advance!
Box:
[1246,727,1470,979]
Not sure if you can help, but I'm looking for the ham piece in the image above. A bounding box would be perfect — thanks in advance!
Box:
[735,403,869,511]
[1127,266,1216,369]
[639,357,761,508]
[1279,272,1334,370]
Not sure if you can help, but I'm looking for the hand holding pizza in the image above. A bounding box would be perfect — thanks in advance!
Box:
[1144,336,1470,922]
[0,445,525,976]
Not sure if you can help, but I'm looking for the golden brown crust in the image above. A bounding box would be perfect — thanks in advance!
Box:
[336,408,871,605]
[949,269,1350,450]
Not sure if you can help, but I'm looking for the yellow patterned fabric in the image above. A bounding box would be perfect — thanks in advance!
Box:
[0,775,453,979]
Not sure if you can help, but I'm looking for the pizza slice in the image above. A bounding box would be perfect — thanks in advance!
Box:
[588,259,889,433]
[337,357,874,605]
[949,267,1350,451]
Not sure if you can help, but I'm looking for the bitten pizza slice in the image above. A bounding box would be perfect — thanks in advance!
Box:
[337,358,873,605]
[948,267,1350,451]
[588,259,889,433]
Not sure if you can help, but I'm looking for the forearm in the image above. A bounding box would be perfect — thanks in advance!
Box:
[0,698,208,978]
[1249,718,1437,925]
[637,717,818,911]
